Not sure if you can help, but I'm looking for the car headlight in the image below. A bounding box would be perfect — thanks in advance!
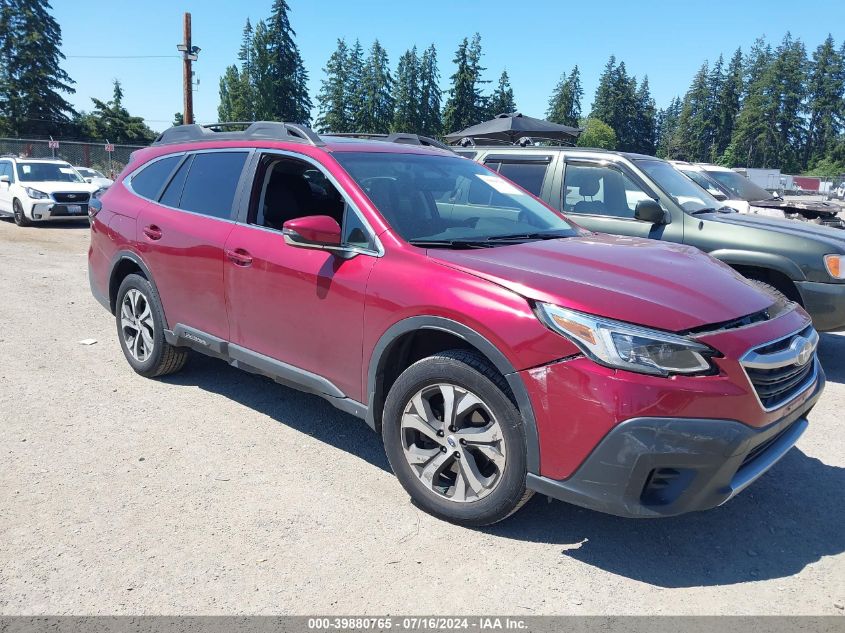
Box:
[535,303,716,376]
[24,187,49,200]
[824,254,844,279]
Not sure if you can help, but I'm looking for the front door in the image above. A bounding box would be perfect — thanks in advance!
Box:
[561,160,683,242]
[224,152,378,402]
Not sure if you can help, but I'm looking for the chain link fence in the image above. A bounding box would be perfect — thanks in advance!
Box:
[0,138,147,179]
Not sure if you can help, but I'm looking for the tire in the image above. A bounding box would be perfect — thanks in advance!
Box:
[382,349,533,527]
[13,199,31,227]
[115,273,188,378]
[746,278,792,305]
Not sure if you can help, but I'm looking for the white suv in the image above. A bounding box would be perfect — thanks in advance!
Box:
[0,156,99,226]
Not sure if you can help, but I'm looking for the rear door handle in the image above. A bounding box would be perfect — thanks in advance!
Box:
[143,224,162,241]
[226,248,253,267]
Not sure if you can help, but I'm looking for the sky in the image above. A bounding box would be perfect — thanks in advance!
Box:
[53,0,844,134]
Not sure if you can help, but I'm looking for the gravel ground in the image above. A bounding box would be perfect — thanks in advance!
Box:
[0,218,843,616]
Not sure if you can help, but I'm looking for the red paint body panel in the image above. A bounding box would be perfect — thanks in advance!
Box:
[224,224,375,401]
[526,306,814,480]
[429,233,774,332]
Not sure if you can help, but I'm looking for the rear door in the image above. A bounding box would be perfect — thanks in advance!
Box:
[560,159,683,241]
[131,149,250,340]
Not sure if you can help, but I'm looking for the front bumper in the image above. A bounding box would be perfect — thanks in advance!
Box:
[29,201,89,221]
[526,367,824,518]
[796,280,845,332]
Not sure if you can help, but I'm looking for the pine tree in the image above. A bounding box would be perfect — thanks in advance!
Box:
[235,19,255,120]
[359,40,393,133]
[546,65,582,127]
[655,96,682,158]
[264,0,311,123]
[391,46,421,133]
[315,39,351,133]
[804,35,844,168]
[347,39,366,130]
[488,69,516,117]
[591,58,639,151]
[771,33,807,172]
[704,55,725,160]
[443,34,488,134]
[671,62,712,161]
[713,48,743,161]
[633,76,656,155]
[250,20,275,121]
[79,80,156,144]
[417,44,442,137]
[0,0,76,136]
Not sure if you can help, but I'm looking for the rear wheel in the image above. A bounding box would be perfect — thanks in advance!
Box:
[13,199,31,227]
[115,274,188,378]
[382,350,532,526]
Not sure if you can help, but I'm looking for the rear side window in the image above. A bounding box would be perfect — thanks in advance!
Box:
[130,155,180,200]
[496,162,548,196]
[177,152,248,219]
[159,156,193,208]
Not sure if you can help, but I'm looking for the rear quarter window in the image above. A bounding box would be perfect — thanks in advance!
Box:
[129,155,181,200]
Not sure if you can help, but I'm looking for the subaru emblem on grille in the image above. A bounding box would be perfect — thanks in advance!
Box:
[796,338,814,366]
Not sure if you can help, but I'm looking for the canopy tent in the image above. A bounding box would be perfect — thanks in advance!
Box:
[444,112,581,146]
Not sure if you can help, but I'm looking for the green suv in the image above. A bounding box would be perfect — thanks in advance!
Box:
[458,146,845,332]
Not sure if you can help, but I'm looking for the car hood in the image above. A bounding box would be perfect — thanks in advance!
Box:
[751,198,840,216]
[705,211,845,249]
[427,233,774,332]
[23,181,98,195]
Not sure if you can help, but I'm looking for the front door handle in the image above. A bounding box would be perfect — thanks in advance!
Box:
[142,224,162,241]
[226,248,253,267]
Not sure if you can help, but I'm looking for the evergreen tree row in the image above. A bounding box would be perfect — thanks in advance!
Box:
[657,33,845,174]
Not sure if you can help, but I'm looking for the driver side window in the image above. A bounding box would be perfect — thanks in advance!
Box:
[563,163,650,219]
[250,155,374,251]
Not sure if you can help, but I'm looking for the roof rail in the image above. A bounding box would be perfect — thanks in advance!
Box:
[152,121,325,147]
[328,132,454,152]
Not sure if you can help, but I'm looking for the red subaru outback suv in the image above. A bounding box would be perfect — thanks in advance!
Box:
[88,122,825,526]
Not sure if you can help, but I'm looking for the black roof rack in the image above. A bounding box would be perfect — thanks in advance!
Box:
[152,121,325,147]
[327,132,453,152]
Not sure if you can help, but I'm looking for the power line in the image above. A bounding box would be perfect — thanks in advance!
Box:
[66,55,180,59]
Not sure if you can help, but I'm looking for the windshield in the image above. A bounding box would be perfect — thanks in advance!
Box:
[679,168,728,198]
[705,169,774,201]
[333,152,578,244]
[16,162,84,183]
[637,159,720,212]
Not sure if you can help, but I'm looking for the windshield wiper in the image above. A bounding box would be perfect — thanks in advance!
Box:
[689,206,735,215]
[408,239,496,249]
[483,231,573,243]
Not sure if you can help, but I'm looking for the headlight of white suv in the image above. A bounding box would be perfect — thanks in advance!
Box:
[24,187,49,200]
[535,303,716,376]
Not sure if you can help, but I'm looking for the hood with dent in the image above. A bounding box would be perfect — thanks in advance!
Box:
[428,233,775,332]
[23,181,99,195]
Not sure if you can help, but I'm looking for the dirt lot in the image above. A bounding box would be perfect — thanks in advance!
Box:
[0,218,843,616]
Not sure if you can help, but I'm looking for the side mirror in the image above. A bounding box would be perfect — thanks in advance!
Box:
[283,215,342,248]
[634,199,668,224]
[84,177,93,184]
[0,175,9,184]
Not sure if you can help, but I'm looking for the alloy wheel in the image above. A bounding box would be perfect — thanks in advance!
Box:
[400,383,506,502]
[120,288,155,362]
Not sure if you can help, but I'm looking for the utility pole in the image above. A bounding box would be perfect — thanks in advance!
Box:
[177,12,200,125]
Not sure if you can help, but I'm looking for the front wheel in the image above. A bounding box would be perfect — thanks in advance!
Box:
[13,199,31,227]
[382,350,532,526]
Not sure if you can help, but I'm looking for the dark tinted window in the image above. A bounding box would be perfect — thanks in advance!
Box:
[131,155,180,199]
[497,162,548,196]
[178,152,248,219]
[159,155,192,207]
[343,204,374,250]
